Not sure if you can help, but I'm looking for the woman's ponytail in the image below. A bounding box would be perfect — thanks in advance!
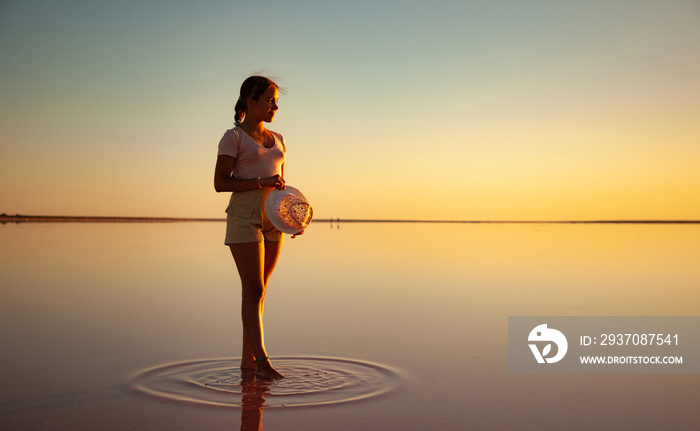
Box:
[234,97,246,126]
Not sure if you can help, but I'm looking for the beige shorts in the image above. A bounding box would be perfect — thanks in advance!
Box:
[225,188,283,245]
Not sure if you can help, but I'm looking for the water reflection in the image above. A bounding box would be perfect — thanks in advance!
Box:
[240,372,267,431]
[1,222,699,430]
[328,218,341,230]
[130,357,400,409]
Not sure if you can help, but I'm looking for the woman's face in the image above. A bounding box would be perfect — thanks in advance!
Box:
[248,85,279,123]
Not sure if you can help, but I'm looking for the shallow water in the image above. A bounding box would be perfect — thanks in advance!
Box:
[132,356,399,408]
[1,221,699,430]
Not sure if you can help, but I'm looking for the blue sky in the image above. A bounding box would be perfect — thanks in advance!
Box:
[1,0,699,219]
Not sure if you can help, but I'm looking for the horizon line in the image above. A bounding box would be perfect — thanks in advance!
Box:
[317,219,700,224]
[1,214,699,225]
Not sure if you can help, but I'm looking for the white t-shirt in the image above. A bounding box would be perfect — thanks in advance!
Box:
[217,127,286,179]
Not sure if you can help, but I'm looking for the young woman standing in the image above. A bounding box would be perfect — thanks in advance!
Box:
[214,76,291,380]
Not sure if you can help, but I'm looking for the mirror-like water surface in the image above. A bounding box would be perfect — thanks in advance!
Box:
[1,222,698,430]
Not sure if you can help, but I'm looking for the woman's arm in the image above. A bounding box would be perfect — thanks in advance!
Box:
[214,155,284,192]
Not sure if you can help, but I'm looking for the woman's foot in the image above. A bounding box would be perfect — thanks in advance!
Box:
[240,367,257,381]
[255,358,285,381]
[240,358,256,372]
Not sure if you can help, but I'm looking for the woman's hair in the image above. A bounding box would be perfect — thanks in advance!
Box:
[234,76,279,125]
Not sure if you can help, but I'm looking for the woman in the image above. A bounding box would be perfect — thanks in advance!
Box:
[214,76,297,380]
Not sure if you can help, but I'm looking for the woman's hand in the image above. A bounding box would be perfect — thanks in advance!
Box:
[291,230,304,239]
[262,174,285,189]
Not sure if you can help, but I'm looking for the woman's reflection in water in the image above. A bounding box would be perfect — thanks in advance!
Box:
[240,371,269,431]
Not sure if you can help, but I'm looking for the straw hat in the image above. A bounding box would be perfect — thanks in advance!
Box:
[265,186,313,234]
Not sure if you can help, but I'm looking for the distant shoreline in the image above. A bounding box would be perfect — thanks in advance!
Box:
[320,219,700,224]
[0,214,223,223]
[1,214,698,225]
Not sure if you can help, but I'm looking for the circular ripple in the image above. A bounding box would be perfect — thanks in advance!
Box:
[131,357,400,408]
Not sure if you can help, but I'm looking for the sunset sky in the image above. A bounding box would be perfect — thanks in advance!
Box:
[1,0,699,220]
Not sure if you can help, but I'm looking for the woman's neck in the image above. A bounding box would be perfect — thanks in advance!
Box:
[239,119,265,134]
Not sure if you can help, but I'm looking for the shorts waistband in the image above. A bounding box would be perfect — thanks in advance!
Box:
[232,187,274,197]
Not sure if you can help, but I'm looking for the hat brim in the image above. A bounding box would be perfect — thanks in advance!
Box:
[265,186,311,234]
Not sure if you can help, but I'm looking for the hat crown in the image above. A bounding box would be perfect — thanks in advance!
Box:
[265,186,313,234]
[277,194,313,229]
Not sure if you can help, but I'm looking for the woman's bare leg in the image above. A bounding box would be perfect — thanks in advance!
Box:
[230,240,284,380]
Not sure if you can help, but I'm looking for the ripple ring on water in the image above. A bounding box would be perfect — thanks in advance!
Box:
[131,356,401,409]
